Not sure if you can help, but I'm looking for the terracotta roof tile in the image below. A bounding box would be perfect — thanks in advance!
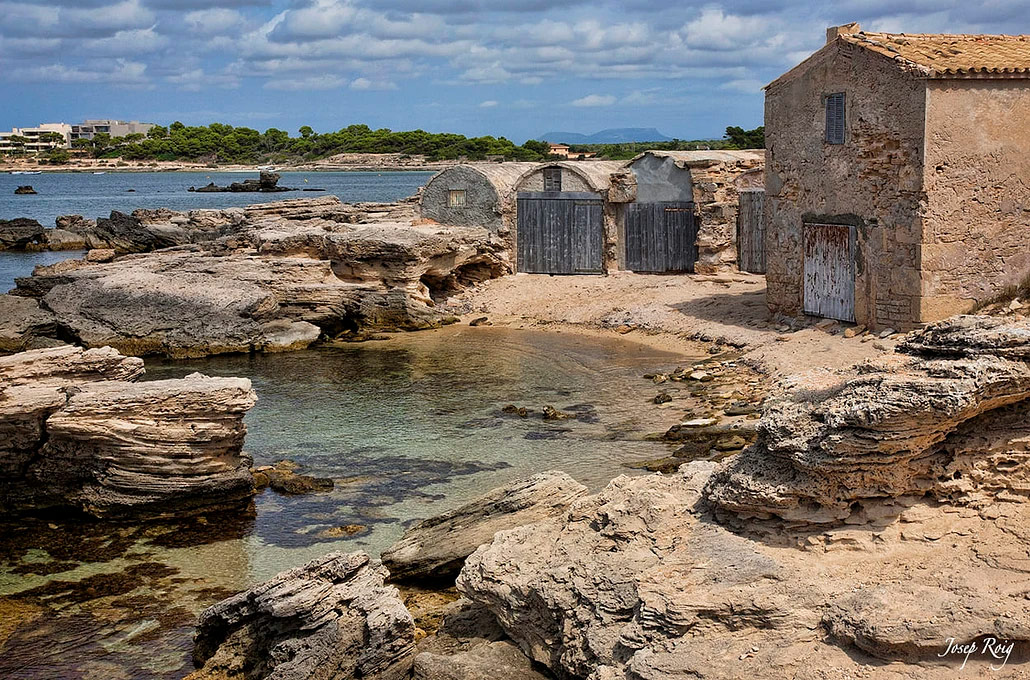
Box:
[841,31,1030,77]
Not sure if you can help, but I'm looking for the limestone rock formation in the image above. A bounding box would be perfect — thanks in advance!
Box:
[8,198,509,356]
[0,295,60,352]
[413,641,552,680]
[0,218,45,249]
[0,345,257,518]
[457,318,1030,679]
[382,471,588,582]
[705,318,1030,525]
[190,552,415,680]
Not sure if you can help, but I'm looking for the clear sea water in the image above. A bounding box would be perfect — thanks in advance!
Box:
[0,326,692,679]
[0,170,434,227]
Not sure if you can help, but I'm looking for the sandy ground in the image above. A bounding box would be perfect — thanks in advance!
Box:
[451,271,895,376]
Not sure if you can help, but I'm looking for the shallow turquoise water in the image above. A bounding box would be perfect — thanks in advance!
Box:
[0,325,693,679]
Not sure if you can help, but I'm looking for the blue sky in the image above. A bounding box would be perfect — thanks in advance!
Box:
[2,1,1029,143]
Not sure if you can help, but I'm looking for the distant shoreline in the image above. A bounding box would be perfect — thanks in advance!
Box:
[0,155,454,174]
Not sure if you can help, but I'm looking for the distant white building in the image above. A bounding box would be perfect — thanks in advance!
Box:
[0,123,72,154]
[70,119,155,141]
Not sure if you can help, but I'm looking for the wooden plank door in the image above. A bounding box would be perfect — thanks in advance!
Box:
[736,189,766,274]
[572,200,603,273]
[517,193,603,274]
[625,202,695,272]
[803,223,855,322]
[662,202,696,272]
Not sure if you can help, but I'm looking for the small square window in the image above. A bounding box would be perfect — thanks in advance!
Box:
[825,92,846,144]
[448,189,467,207]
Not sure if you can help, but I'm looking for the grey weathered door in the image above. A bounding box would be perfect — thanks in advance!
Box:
[517,192,603,274]
[624,202,696,272]
[736,189,766,274]
[803,223,855,322]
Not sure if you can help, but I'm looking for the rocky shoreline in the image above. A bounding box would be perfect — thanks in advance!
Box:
[1,195,509,356]
[178,315,1030,679]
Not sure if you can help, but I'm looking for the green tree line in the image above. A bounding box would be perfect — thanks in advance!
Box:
[567,126,765,160]
[73,123,555,164]
[4,123,763,165]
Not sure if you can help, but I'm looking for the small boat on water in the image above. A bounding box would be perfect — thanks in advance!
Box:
[93,171,106,175]
[11,171,41,175]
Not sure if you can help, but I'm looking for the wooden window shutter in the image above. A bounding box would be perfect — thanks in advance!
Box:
[544,167,562,192]
[448,189,466,207]
[825,92,846,144]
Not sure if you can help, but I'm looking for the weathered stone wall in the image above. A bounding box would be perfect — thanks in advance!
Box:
[516,167,594,194]
[689,158,764,273]
[919,80,1030,320]
[765,41,927,329]
[420,166,503,231]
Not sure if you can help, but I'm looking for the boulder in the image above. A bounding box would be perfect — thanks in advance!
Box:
[190,552,415,680]
[0,296,59,353]
[382,471,588,582]
[0,345,257,518]
[0,218,45,250]
[43,228,87,250]
[413,641,551,680]
[13,185,36,195]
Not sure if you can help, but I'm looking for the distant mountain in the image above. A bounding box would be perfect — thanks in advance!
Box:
[537,128,674,144]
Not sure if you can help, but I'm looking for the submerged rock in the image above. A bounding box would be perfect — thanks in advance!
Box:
[191,551,415,680]
[0,345,257,518]
[382,471,588,582]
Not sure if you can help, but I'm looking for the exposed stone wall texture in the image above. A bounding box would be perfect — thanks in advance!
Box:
[420,166,505,232]
[765,41,927,329]
[920,80,1030,320]
[689,158,764,273]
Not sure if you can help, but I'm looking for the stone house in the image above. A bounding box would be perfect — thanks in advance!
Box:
[765,24,1030,329]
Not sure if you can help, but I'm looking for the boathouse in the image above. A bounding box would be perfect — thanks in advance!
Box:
[616,150,764,273]
[419,162,537,233]
[765,24,1030,329]
[512,161,627,274]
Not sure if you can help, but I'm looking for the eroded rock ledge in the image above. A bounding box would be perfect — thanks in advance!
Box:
[190,552,415,680]
[454,316,1030,678]
[0,345,257,518]
[5,196,509,357]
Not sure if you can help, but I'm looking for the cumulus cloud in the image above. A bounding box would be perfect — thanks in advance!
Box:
[350,77,397,90]
[571,94,616,107]
[185,8,245,34]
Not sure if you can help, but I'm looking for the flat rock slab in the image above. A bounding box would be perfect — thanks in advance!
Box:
[190,551,415,680]
[413,640,552,680]
[382,470,588,582]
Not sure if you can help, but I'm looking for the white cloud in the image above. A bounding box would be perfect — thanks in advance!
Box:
[570,93,615,107]
[8,58,150,86]
[720,78,764,94]
[265,74,348,90]
[680,8,769,51]
[185,8,244,35]
[166,68,240,91]
[478,100,498,108]
[350,77,397,90]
